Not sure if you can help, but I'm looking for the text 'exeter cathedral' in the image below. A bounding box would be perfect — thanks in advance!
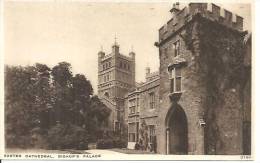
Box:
[97,3,251,155]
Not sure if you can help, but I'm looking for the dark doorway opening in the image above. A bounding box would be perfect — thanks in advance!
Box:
[167,105,188,154]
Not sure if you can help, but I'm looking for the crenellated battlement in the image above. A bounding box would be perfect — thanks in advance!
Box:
[101,53,112,61]
[159,3,244,42]
[98,44,135,62]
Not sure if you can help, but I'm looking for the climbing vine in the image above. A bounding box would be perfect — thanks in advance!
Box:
[182,16,247,154]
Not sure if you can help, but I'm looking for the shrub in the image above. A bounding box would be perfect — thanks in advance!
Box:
[134,143,140,150]
[96,138,113,149]
[47,123,88,150]
[6,134,33,149]
[113,138,127,148]
[96,137,127,149]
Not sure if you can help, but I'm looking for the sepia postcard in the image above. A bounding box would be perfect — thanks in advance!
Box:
[0,0,254,160]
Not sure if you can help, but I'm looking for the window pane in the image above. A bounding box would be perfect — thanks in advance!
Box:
[129,133,136,142]
[176,77,181,92]
[173,41,180,57]
[177,40,180,47]
[174,48,177,57]
[149,92,155,109]
[170,79,174,93]
[172,43,176,57]
[117,111,120,120]
[171,69,175,78]
[176,41,180,56]
[175,67,181,77]
[149,125,155,143]
[129,123,135,132]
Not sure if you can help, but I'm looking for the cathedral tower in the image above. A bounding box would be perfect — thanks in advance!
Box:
[97,41,136,132]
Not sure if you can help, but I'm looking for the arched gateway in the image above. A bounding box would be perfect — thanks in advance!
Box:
[165,104,188,154]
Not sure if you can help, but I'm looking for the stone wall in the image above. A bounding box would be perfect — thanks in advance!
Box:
[242,34,251,155]
[139,79,160,120]
[196,17,246,155]
[157,20,206,154]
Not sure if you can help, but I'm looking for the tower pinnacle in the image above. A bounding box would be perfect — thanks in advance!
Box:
[131,45,134,52]
[114,34,118,46]
[112,34,119,54]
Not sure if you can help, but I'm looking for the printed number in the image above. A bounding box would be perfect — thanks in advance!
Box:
[240,155,252,160]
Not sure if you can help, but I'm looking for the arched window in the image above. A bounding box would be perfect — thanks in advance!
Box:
[173,40,180,57]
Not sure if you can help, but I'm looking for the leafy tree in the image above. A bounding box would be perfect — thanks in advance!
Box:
[51,62,73,88]
[5,65,38,148]
[51,62,73,124]
[47,122,88,150]
[89,96,111,125]
[5,62,111,149]
[71,74,93,126]
[85,96,111,141]
[34,63,52,129]
[72,74,93,98]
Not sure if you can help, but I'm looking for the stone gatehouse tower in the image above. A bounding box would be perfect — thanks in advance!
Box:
[97,41,136,132]
[155,3,250,155]
[97,3,251,155]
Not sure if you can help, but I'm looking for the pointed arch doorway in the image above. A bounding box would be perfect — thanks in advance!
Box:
[166,104,188,154]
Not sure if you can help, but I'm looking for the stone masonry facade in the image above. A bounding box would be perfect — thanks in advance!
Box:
[97,3,251,155]
[124,68,160,150]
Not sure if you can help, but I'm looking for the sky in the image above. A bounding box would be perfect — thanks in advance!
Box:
[4,1,251,94]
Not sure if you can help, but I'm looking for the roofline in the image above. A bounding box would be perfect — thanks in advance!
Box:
[156,13,247,47]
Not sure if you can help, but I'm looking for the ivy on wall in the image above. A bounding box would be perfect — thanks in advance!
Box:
[182,15,248,154]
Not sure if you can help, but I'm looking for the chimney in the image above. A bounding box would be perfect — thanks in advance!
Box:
[175,2,180,9]
[145,67,151,77]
